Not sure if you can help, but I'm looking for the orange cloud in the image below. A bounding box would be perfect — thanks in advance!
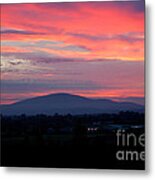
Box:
[1,2,144,62]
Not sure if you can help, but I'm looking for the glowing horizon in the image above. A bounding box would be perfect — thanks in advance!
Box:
[1,1,145,104]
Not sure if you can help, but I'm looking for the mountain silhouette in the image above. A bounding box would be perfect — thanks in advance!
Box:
[0,93,144,115]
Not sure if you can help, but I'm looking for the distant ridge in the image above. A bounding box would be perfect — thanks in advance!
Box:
[0,93,144,115]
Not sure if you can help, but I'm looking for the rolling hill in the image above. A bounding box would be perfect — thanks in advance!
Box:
[0,93,144,115]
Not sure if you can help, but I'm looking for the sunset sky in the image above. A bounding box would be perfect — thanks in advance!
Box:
[1,1,145,104]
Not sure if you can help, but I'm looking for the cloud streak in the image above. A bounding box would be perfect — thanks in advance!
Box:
[68,32,144,43]
[1,28,45,35]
